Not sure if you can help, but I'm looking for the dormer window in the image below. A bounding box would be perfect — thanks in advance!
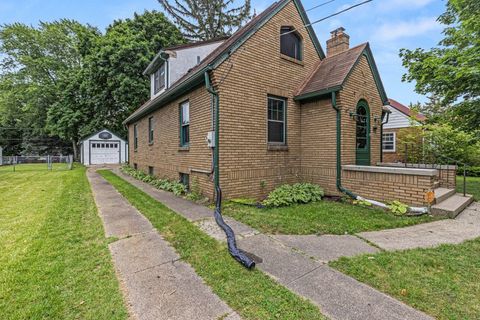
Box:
[280,26,302,61]
[154,63,166,94]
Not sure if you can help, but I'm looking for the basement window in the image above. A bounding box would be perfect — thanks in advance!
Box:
[267,96,286,144]
[179,173,189,190]
[148,166,154,176]
[133,163,138,170]
[280,26,302,61]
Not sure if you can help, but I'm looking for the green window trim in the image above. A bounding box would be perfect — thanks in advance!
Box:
[133,124,138,150]
[267,96,287,145]
[179,100,190,147]
[148,117,154,144]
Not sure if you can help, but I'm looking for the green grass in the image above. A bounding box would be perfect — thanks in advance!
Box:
[98,170,326,320]
[0,164,127,319]
[330,238,480,320]
[457,176,480,201]
[221,201,438,235]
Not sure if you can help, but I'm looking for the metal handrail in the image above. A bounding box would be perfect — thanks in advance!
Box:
[402,142,468,197]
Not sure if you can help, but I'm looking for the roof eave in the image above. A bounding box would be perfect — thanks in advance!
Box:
[143,51,169,76]
[124,67,209,125]
[294,85,343,101]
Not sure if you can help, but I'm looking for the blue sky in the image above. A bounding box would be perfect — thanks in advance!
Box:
[0,0,446,104]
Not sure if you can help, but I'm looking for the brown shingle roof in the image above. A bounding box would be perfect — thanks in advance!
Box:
[124,0,285,124]
[388,98,426,121]
[296,43,368,98]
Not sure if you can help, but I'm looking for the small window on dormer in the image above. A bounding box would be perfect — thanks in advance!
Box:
[280,26,302,61]
[154,63,166,94]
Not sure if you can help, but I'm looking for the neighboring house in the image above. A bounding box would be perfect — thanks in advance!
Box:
[124,0,456,208]
[79,129,128,166]
[382,98,426,163]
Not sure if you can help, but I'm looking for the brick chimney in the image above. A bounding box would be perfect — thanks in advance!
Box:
[326,27,350,56]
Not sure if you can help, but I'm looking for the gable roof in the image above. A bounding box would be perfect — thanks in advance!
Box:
[388,98,426,121]
[79,129,126,144]
[124,0,325,125]
[143,36,230,75]
[294,43,388,104]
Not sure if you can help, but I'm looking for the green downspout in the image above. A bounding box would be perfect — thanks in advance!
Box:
[204,68,219,189]
[331,91,357,199]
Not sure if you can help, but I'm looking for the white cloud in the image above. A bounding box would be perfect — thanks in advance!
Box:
[374,17,441,41]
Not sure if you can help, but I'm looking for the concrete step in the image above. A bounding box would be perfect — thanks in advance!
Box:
[431,193,474,218]
[434,187,456,204]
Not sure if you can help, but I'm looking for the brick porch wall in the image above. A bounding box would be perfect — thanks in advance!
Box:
[342,165,437,206]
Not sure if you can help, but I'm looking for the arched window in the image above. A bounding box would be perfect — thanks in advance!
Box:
[280,26,302,61]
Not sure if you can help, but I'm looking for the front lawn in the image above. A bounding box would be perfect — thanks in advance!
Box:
[457,176,480,201]
[99,170,326,320]
[0,164,127,319]
[221,200,438,235]
[330,238,480,320]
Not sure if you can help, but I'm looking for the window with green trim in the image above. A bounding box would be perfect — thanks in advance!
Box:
[148,116,154,144]
[267,96,286,144]
[179,100,190,146]
[280,26,302,61]
[133,124,138,150]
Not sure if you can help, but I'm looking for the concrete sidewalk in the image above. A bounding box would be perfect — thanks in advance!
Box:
[113,168,433,320]
[358,202,480,251]
[87,169,239,320]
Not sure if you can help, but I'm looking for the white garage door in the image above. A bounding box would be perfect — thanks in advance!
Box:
[90,141,120,164]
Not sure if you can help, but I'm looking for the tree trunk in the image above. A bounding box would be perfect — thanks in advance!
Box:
[72,140,78,161]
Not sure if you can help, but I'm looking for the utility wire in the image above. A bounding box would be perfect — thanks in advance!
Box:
[215,0,374,87]
[306,0,336,12]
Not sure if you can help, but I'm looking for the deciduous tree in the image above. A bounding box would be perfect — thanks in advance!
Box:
[400,0,480,133]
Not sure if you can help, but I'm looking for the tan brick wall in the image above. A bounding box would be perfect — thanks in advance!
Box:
[299,98,338,195]
[127,3,396,203]
[342,168,435,206]
[128,85,215,199]
[210,1,322,199]
[338,55,384,167]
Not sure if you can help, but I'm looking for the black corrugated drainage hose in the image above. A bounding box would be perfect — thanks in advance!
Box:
[205,68,255,269]
[214,186,255,269]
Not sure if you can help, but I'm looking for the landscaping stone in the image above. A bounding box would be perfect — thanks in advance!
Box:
[88,169,238,320]
[271,234,379,262]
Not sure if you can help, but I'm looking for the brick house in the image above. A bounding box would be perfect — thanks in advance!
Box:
[382,98,426,163]
[124,0,459,208]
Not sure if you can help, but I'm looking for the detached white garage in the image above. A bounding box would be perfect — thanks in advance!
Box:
[80,129,128,166]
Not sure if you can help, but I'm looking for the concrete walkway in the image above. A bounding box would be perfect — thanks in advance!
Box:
[359,201,480,251]
[87,169,239,320]
[113,168,434,320]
